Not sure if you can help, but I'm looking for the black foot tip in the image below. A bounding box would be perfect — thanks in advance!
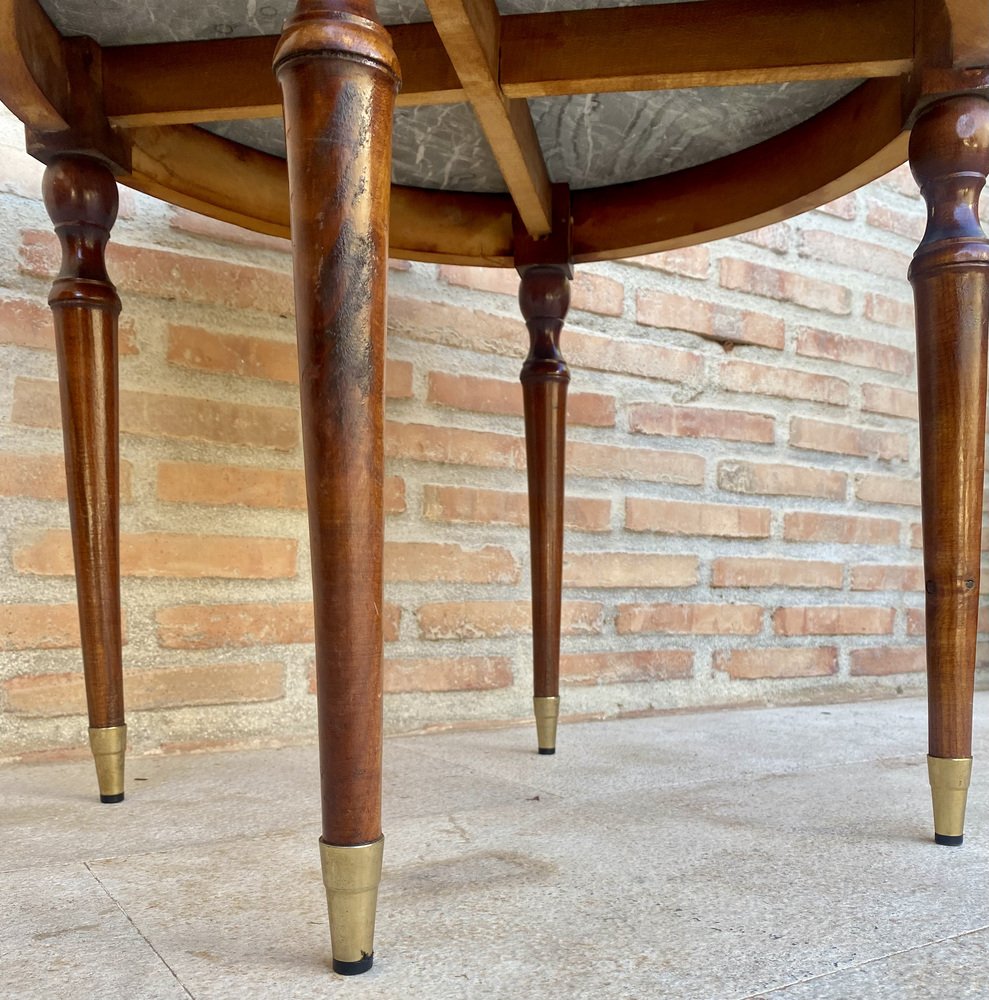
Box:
[538,747,556,755]
[935,833,964,847]
[99,793,124,804]
[333,955,373,976]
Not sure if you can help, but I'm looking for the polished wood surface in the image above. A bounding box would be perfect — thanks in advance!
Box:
[4,0,972,264]
[501,0,913,99]
[909,95,989,760]
[274,0,400,847]
[425,0,552,236]
[516,187,572,705]
[42,155,124,731]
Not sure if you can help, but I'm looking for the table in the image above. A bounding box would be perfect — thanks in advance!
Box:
[1,0,987,976]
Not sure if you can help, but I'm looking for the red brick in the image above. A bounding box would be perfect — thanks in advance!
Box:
[861,383,918,420]
[799,230,911,280]
[629,246,711,278]
[738,224,791,253]
[0,452,132,502]
[560,649,693,685]
[169,208,291,252]
[850,646,926,676]
[384,542,518,583]
[388,297,523,356]
[795,328,913,376]
[385,421,525,469]
[855,473,921,507]
[910,523,923,549]
[427,371,614,426]
[563,552,698,588]
[167,325,297,382]
[3,661,285,717]
[908,608,926,636]
[866,201,925,243]
[850,564,924,592]
[165,324,412,397]
[157,600,401,648]
[816,193,859,218]
[712,558,843,589]
[383,656,513,693]
[720,359,848,406]
[416,600,602,639]
[880,165,920,200]
[567,328,704,382]
[789,416,910,461]
[864,293,914,330]
[439,264,624,316]
[783,512,901,546]
[567,441,705,485]
[720,258,851,315]
[421,484,610,532]
[772,606,894,635]
[714,647,838,679]
[21,231,295,316]
[15,530,298,579]
[637,290,786,350]
[0,297,137,353]
[629,404,774,444]
[390,297,702,383]
[13,377,299,450]
[717,460,846,500]
[616,603,762,635]
[626,497,770,538]
[0,604,80,650]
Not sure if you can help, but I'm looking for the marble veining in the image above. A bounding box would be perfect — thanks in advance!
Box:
[39,0,694,42]
[202,79,859,193]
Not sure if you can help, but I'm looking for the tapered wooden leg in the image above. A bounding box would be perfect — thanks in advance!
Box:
[516,187,573,754]
[274,0,399,975]
[909,95,989,846]
[43,156,125,804]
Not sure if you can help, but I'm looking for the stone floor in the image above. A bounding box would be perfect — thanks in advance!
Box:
[3,693,989,999]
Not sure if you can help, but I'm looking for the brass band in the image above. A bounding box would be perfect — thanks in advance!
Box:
[533,696,560,754]
[927,755,972,841]
[88,724,126,802]
[319,835,385,974]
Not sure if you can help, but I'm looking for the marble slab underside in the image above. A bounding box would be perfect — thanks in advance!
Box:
[38,0,859,192]
[40,0,695,42]
[204,80,860,193]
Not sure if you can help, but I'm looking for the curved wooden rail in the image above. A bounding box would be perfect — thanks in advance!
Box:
[0,0,983,265]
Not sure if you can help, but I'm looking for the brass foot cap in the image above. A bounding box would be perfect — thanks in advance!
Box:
[928,755,972,844]
[320,835,384,975]
[89,725,126,802]
[533,696,560,754]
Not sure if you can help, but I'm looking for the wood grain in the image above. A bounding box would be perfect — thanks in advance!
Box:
[909,95,989,759]
[274,0,399,847]
[516,187,573,702]
[43,156,124,730]
[426,0,553,236]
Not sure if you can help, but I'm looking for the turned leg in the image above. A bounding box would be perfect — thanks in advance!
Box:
[516,187,572,755]
[909,95,989,846]
[274,0,399,975]
[43,156,126,804]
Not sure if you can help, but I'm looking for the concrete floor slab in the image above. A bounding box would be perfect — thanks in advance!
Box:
[3,693,988,999]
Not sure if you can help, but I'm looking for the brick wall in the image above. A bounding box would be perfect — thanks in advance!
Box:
[0,106,985,761]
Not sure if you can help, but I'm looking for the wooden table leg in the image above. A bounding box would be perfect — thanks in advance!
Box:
[274,0,399,976]
[909,95,989,846]
[516,186,573,754]
[43,155,126,804]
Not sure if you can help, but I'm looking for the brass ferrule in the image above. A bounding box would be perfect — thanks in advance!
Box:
[88,725,126,801]
[319,835,384,974]
[928,755,972,840]
[533,696,560,753]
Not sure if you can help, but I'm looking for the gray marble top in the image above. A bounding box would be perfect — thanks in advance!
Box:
[37,0,859,194]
